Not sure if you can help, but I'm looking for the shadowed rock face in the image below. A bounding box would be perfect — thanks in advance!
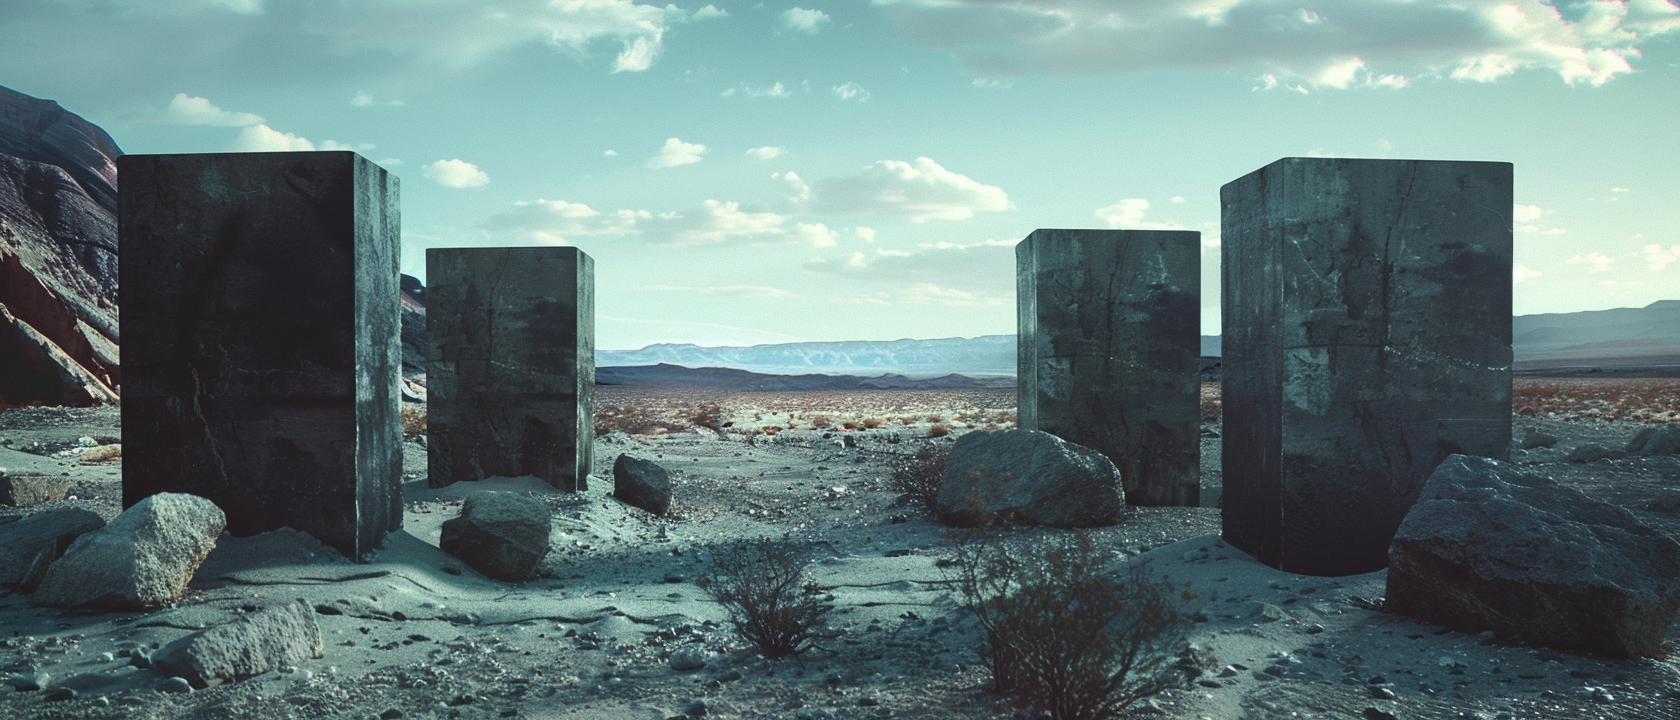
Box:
[935,428,1123,527]
[1387,455,1680,659]
[0,84,122,408]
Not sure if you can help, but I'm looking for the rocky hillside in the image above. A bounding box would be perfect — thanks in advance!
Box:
[0,84,121,409]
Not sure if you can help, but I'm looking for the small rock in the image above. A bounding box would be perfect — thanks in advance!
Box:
[0,507,105,594]
[1363,709,1398,720]
[155,677,193,694]
[935,429,1123,527]
[6,672,46,691]
[613,455,672,516]
[1520,429,1559,450]
[680,698,708,716]
[43,687,76,702]
[152,600,323,688]
[1627,426,1680,456]
[669,645,708,671]
[1566,444,1624,463]
[439,492,551,582]
[1369,686,1396,699]
[380,710,405,720]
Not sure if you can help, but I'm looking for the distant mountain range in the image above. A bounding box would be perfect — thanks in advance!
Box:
[598,302,1680,377]
[596,364,1015,391]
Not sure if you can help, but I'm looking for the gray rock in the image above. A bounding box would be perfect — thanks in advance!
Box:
[1387,455,1680,658]
[0,507,104,594]
[1566,444,1624,463]
[935,429,1123,527]
[1520,429,1559,450]
[1626,426,1680,456]
[669,645,708,671]
[439,492,551,582]
[613,454,672,516]
[0,474,75,507]
[30,493,225,611]
[154,676,193,694]
[6,671,47,691]
[153,599,322,688]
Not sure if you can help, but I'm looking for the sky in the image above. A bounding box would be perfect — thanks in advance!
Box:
[2,0,1677,350]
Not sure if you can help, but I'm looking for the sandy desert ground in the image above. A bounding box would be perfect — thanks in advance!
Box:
[1,379,1679,720]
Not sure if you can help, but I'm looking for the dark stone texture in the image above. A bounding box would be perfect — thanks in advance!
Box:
[1221,157,1512,576]
[1017,229,1200,507]
[1387,455,1680,658]
[0,507,104,594]
[438,491,551,582]
[935,428,1123,527]
[1626,425,1680,456]
[119,151,402,560]
[612,454,672,516]
[427,247,593,491]
[153,599,323,687]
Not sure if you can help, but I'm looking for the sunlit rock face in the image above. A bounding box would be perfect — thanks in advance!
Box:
[1016,228,1202,508]
[1220,157,1513,577]
[0,84,122,408]
[119,151,402,560]
[426,246,594,492]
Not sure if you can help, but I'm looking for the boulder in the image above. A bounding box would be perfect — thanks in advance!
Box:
[1386,454,1680,658]
[30,493,225,611]
[1626,425,1680,456]
[935,429,1123,527]
[0,474,74,507]
[0,507,104,594]
[439,492,551,582]
[152,599,322,687]
[613,454,672,516]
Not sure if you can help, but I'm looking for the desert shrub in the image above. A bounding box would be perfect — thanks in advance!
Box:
[1199,383,1221,423]
[891,442,951,512]
[927,414,944,423]
[594,405,690,436]
[862,417,884,429]
[811,415,833,429]
[702,537,831,659]
[841,420,860,430]
[400,404,428,439]
[691,403,725,431]
[900,416,918,425]
[948,531,1196,720]
[927,422,952,438]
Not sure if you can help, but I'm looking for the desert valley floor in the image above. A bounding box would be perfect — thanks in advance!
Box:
[2,380,1680,720]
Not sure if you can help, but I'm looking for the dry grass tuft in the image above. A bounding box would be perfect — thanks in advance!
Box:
[927,423,952,438]
[401,404,428,439]
[890,442,951,512]
[81,444,122,462]
[862,417,884,428]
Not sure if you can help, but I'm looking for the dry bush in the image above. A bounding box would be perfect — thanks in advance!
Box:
[900,416,919,425]
[703,537,831,659]
[400,404,428,439]
[1199,383,1221,423]
[691,403,725,432]
[762,426,783,435]
[927,414,944,423]
[811,415,833,429]
[862,417,884,429]
[81,444,122,462]
[891,442,951,512]
[594,405,691,436]
[1511,378,1680,423]
[927,423,952,438]
[948,531,1197,720]
[841,420,860,430]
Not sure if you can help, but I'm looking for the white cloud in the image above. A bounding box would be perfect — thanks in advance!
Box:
[482,199,647,244]
[1567,252,1615,272]
[231,124,315,151]
[805,239,1016,294]
[1611,187,1632,193]
[350,91,404,107]
[1170,196,1186,204]
[1513,263,1544,283]
[423,159,490,188]
[645,284,797,299]
[875,0,1680,87]
[1512,204,1544,223]
[723,82,792,98]
[1645,244,1680,271]
[690,5,727,21]
[1512,203,1565,234]
[782,7,831,34]
[745,146,787,160]
[642,199,787,246]
[146,93,264,126]
[810,157,1009,222]
[604,149,618,157]
[854,227,877,243]
[648,137,707,168]
[775,171,811,203]
[793,222,839,248]
[832,82,870,102]
[1094,198,1186,230]
[319,140,375,152]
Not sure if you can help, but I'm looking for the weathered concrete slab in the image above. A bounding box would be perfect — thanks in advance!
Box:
[1017,229,1201,506]
[1221,157,1512,576]
[426,246,594,491]
[119,151,402,560]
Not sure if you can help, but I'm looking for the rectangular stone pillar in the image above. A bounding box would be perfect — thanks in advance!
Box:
[1017,229,1201,507]
[119,151,402,560]
[426,247,594,491]
[1221,157,1513,577]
